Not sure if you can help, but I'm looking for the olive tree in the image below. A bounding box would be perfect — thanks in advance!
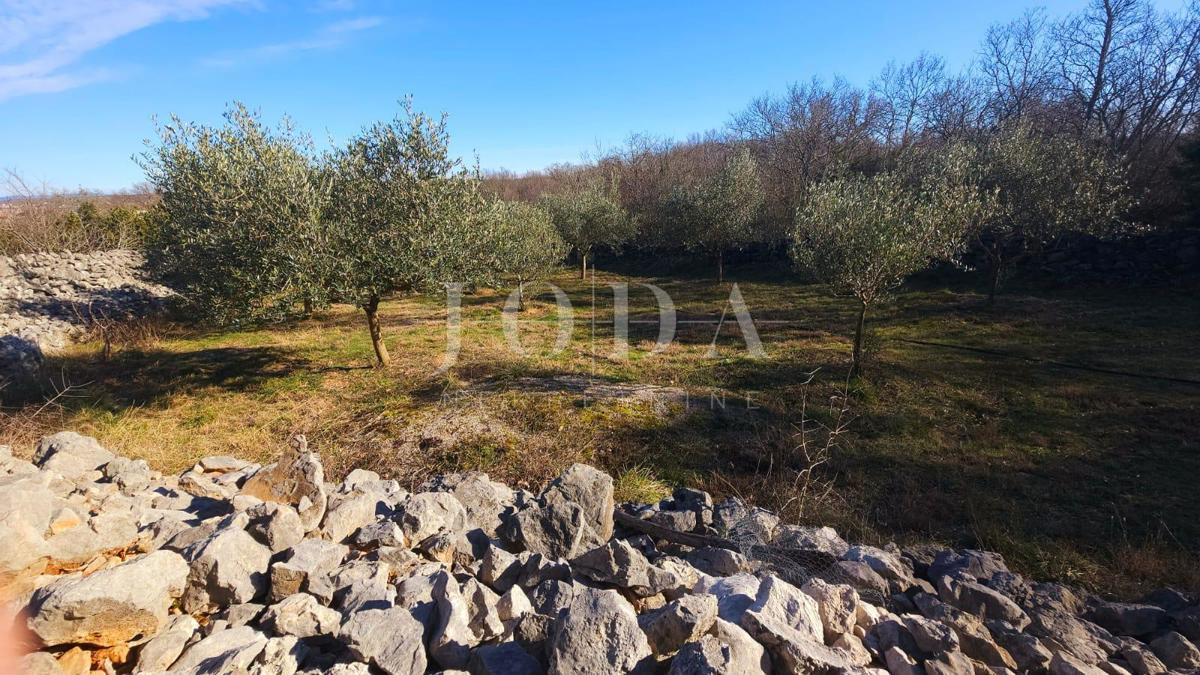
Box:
[975,122,1130,303]
[489,200,567,310]
[140,103,331,323]
[539,178,633,278]
[325,102,501,366]
[667,148,764,282]
[792,151,985,374]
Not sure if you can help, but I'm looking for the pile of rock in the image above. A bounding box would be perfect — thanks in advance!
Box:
[3,432,1199,674]
[0,250,171,375]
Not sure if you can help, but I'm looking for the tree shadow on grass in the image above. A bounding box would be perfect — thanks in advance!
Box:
[4,345,311,411]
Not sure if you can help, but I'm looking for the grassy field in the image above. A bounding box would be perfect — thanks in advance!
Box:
[3,264,1198,598]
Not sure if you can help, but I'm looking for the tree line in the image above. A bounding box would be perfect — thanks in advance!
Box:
[486,0,1198,283]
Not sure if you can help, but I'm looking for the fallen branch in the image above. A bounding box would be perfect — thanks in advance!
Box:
[613,508,740,551]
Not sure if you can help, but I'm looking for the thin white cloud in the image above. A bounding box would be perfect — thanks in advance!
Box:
[311,0,355,11]
[200,15,383,68]
[0,0,248,101]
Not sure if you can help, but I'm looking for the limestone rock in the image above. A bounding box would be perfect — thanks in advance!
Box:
[263,593,341,638]
[245,502,305,554]
[739,576,850,674]
[254,635,308,675]
[468,641,544,675]
[513,492,587,559]
[686,547,752,577]
[133,613,199,673]
[169,625,269,675]
[547,586,653,674]
[1149,631,1200,670]
[462,577,505,642]
[32,432,115,481]
[399,491,468,544]
[937,574,1030,629]
[693,573,761,623]
[430,569,479,669]
[182,525,272,613]
[1051,651,1110,675]
[425,472,515,538]
[639,593,718,656]
[801,578,859,644]
[844,545,912,586]
[269,538,348,603]
[773,524,850,557]
[572,538,653,593]
[322,490,386,543]
[239,436,327,532]
[542,463,614,549]
[1087,601,1167,638]
[341,607,428,675]
[29,550,189,647]
[20,652,64,675]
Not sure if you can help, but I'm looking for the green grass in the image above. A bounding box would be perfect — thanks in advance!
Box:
[3,266,1198,597]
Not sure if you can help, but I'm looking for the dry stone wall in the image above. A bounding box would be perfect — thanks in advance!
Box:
[0,250,171,377]
[3,432,1199,674]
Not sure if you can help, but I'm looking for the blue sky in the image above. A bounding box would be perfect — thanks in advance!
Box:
[0,0,1188,195]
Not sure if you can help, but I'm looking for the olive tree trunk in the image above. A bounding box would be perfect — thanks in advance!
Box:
[851,299,868,376]
[716,249,724,283]
[363,295,390,367]
[579,250,588,279]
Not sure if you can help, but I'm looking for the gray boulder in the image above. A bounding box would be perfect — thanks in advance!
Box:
[399,491,468,543]
[254,635,308,675]
[739,576,851,674]
[927,549,1009,582]
[668,619,772,674]
[182,524,272,613]
[468,641,544,675]
[773,524,849,557]
[239,436,327,532]
[425,472,515,538]
[513,491,588,559]
[430,569,479,669]
[571,538,653,592]
[322,490,387,543]
[638,593,718,656]
[134,614,200,673]
[32,432,115,481]
[28,550,189,647]
[340,607,428,675]
[542,463,614,549]
[686,547,752,577]
[693,573,761,623]
[269,538,348,602]
[1149,631,1200,670]
[245,502,305,554]
[844,545,913,586]
[169,625,269,674]
[937,574,1030,629]
[262,593,341,638]
[800,578,859,644]
[1087,601,1167,638]
[547,587,653,674]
